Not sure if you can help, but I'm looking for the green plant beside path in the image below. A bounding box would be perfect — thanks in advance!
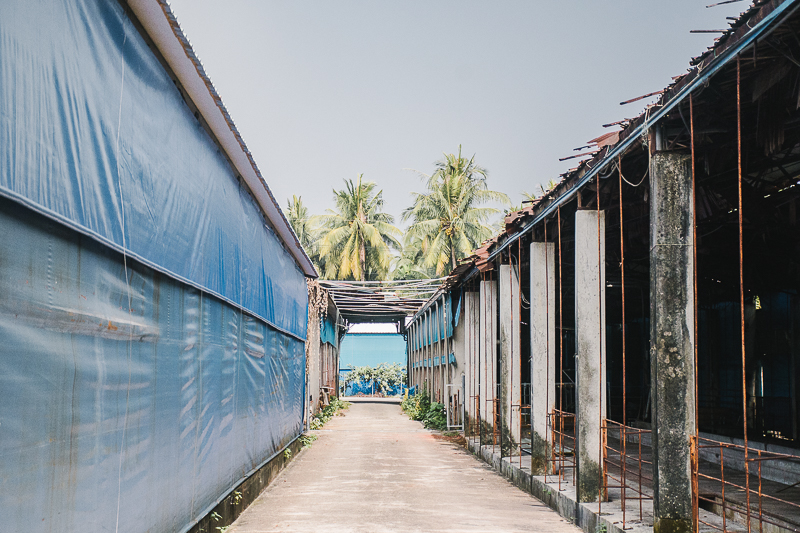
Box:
[310,397,350,430]
[401,392,447,430]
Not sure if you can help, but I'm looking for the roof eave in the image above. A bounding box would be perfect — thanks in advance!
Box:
[125,0,318,278]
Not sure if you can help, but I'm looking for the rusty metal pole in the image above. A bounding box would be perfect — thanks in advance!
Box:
[721,446,727,532]
[597,175,605,508]
[737,55,753,533]
[481,271,486,450]
[690,94,701,533]
[519,238,523,466]
[619,156,628,527]
[545,220,551,477]
[557,206,565,491]
[758,449,763,533]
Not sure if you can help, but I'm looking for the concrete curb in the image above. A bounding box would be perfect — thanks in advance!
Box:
[467,439,652,533]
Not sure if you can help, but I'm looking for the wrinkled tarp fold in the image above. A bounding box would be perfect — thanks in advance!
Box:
[0,198,305,532]
[0,0,307,340]
[0,1,308,531]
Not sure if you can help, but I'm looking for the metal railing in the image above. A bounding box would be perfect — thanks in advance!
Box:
[546,409,576,490]
[446,384,463,430]
[510,404,531,467]
[602,420,653,529]
[468,394,481,436]
[692,435,800,533]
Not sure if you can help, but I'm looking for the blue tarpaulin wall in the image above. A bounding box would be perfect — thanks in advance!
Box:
[411,295,453,349]
[0,0,307,340]
[0,1,308,532]
[0,198,305,532]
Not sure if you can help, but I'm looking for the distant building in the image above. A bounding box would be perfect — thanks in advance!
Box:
[339,333,407,370]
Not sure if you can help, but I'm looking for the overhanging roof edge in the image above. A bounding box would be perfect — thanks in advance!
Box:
[484,0,800,265]
[124,0,318,278]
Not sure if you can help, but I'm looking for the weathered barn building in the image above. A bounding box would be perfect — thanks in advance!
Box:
[407,1,800,531]
[0,1,322,532]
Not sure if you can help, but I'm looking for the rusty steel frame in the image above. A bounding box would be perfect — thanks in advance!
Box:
[736,55,753,533]
[544,213,552,478]
[482,270,487,448]
[694,436,800,532]
[602,420,653,529]
[547,409,577,490]
[690,91,702,532]
[597,173,606,509]
[619,153,631,526]
[510,403,531,467]
[684,54,800,533]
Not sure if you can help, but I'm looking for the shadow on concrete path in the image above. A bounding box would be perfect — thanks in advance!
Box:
[227,397,581,533]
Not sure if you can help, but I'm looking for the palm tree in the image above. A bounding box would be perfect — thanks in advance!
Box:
[402,148,510,276]
[506,190,544,214]
[314,175,402,281]
[391,233,434,280]
[286,195,315,249]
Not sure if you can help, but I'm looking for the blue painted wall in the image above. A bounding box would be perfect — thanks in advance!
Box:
[338,333,406,370]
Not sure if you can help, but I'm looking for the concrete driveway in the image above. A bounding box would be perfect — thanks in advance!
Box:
[227,397,580,533]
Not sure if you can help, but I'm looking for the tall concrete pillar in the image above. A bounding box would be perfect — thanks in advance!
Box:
[479,279,498,434]
[650,152,696,533]
[575,209,606,503]
[411,324,417,389]
[500,263,521,455]
[464,292,479,429]
[439,299,446,403]
[530,241,556,474]
[426,308,432,395]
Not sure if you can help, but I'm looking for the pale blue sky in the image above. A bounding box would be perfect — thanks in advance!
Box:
[167,0,745,227]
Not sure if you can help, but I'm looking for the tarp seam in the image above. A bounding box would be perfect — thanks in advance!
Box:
[0,186,308,342]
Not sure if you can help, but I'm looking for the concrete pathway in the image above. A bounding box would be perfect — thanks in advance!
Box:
[227,397,581,533]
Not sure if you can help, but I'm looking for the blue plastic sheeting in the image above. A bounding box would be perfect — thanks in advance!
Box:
[320,316,339,348]
[411,295,453,349]
[0,0,307,340]
[343,380,405,397]
[0,197,305,533]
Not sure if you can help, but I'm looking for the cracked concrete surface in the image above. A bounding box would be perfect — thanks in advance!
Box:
[227,397,581,533]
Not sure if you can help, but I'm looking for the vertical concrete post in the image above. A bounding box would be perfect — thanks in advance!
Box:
[440,298,446,403]
[410,324,416,389]
[464,292,479,430]
[650,152,696,533]
[480,279,498,432]
[426,308,432,396]
[530,241,556,473]
[575,209,606,503]
[500,263,521,454]
[414,321,422,393]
